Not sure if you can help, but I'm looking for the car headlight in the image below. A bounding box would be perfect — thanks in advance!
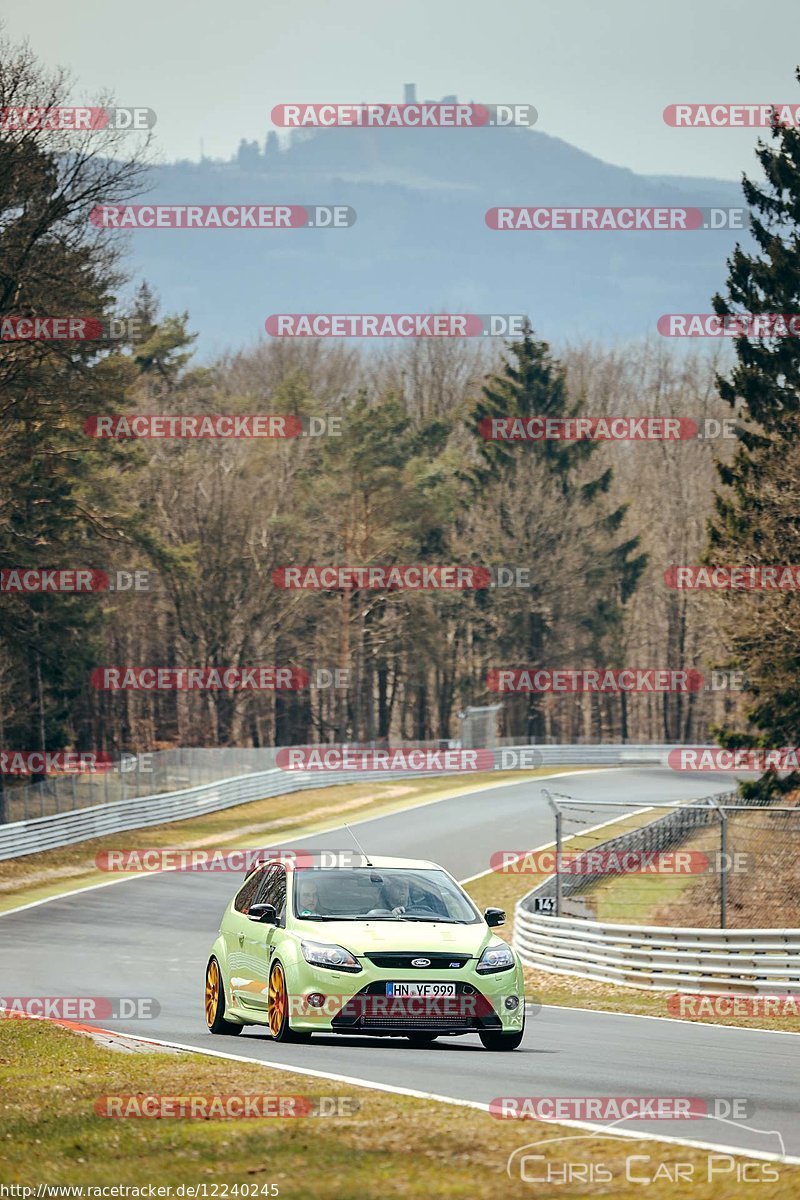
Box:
[301,939,361,973]
[476,942,515,974]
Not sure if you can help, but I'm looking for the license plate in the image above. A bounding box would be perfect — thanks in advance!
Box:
[386,982,456,997]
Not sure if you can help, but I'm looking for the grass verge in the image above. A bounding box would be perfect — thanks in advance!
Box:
[0,1020,796,1196]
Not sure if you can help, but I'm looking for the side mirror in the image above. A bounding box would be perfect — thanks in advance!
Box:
[248,903,278,924]
[484,907,506,928]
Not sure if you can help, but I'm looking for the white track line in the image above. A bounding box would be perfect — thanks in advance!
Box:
[459,802,654,884]
[539,1002,800,1038]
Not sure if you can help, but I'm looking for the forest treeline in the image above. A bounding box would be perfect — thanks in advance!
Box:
[7,35,800,767]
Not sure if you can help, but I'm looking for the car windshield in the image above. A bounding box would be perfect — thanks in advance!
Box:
[291,867,480,923]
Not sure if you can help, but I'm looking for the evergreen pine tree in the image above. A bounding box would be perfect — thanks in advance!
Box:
[708,77,800,780]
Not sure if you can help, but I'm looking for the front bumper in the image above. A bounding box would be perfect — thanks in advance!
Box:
[286,960,525,1036]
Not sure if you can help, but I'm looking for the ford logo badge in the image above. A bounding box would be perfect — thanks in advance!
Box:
[411,957,431,967]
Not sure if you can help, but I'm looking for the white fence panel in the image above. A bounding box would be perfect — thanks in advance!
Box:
[513,909,800,994]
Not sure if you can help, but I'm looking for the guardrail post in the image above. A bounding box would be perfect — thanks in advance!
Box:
[544,789,562,917]
[708,795,728,929]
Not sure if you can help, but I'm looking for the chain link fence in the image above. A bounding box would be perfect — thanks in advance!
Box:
[519,789,800,929]
[0,740,474,823]
[0,740,692,826]
[0,748,281,824]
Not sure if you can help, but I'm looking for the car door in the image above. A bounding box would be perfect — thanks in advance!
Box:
[226,865,268,1009]
[242,864,288,1013]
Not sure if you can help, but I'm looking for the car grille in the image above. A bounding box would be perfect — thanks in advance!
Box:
[365,953,471,969]
[360,1016,471,1029]
[330,981,501,1033]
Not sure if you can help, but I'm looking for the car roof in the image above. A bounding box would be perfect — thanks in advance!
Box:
[286,854,439,872]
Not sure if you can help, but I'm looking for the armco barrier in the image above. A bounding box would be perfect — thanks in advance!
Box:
[513,909,800,995]
[512,791,800,994]
[0,743,682,861]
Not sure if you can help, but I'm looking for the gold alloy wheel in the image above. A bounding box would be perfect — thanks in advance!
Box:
[268,962,287,1037]
[205,959,220,1026]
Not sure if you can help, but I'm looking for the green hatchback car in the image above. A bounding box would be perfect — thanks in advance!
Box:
[205,855,525,1050]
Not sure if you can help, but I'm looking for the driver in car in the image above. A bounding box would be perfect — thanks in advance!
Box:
[384,876,413,915]
[382,875,448,917]
[296,876,325,916]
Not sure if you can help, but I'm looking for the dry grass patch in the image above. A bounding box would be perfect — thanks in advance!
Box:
[1,1020,796,1197]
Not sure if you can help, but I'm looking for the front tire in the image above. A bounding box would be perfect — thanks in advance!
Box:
[205,957,243,1035]
[479,1027,524,1051]
[267,961,311,1043]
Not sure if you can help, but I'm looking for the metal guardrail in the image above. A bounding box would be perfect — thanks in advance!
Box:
[512,788,800,992]
[513,909,800,994]
[0,742,681,861]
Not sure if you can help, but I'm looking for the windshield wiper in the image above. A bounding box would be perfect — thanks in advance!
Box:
[402,916,466,923]
[369,915,466,923]
[298,914,472,924]
[298,915,361,921]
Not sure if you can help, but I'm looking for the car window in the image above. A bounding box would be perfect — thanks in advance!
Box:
[291,868,479,923]
[256,864,287,921]
[233,865,266,914]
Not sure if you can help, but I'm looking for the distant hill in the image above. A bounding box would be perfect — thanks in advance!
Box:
[124,110,747,356]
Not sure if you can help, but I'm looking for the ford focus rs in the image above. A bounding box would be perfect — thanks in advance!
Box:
[205,855,525,1050]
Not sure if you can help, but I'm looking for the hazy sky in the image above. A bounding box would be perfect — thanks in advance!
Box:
[4,0,800,179]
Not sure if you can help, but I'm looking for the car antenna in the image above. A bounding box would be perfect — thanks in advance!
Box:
[344,822,373,867]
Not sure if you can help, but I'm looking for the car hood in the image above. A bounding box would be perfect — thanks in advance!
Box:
[294,919,493,958]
